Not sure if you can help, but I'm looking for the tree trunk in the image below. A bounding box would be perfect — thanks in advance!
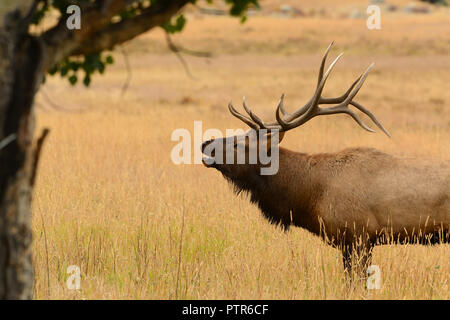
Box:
[0,9,44,299]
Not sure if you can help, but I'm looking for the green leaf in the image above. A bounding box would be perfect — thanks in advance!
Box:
[227,0,259,17]
[68,75,78,85]
[105,56,114,65]
[98,62,105,74]
[48,66,58,75]
[163,14,187,34]
[83,75,91,87]
[60,66,68,77]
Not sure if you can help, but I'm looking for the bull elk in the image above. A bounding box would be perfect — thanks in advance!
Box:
[201,43,449,276]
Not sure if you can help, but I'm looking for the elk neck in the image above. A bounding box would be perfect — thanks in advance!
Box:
[228,147,323,232]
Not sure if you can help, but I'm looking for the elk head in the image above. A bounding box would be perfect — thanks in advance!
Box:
[201,42,390,180]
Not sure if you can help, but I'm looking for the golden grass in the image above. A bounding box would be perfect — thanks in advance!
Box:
[32,8,449,299]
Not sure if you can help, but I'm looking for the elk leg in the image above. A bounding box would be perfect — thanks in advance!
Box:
[341,245,353,275]
[341,242,374,282]
[360,247,373,271]
[353,243,374,280]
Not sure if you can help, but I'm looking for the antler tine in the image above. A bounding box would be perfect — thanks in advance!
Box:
[276,102,290,130]
[285,71,362,118]
[323,63,388,133]
[304,64,390,137]
[277,94,291,116]
[228,43,390,137]
[343,63,373,104]
[350,101,391,137]
[282,51,343,124]
[243,97,273,129]
[319,73,362,105]
[243,97,264,127]
[276,53,344,130]
[247,107,266,129]
[276,42,337,123]
[242,96,289,130]
[318,41,334,85]
[310,52,344,113]
[230,98,283,130]
[313,63,390,137]
[242,96,251,115]
[228,101,259,130]
[317,105,376,133]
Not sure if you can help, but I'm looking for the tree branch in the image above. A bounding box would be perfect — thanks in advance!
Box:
[71,0,191,56]
[120,46,132,95]
[40,0,190,71]
[0,134,17,151]
[165,32,212,58]
[30,128,49,186]
[40,0,128,71]
[18,0,41,31]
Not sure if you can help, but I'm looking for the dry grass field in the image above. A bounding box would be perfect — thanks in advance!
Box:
[32,1,449,299]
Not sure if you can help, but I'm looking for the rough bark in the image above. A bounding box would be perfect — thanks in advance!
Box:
[0,0,190,299]
[0,5,44,299]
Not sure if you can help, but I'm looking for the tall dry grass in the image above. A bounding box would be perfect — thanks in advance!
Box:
[32,7,449,299]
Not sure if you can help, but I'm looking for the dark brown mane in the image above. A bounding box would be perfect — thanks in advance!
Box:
[223,148,319,231]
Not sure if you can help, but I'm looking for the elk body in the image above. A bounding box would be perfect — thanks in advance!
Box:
[201,43,450,275]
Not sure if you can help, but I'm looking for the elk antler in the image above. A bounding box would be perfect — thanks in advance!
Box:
[228,42,391,137]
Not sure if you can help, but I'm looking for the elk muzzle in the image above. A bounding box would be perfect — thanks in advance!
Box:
[201,139,216,168]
